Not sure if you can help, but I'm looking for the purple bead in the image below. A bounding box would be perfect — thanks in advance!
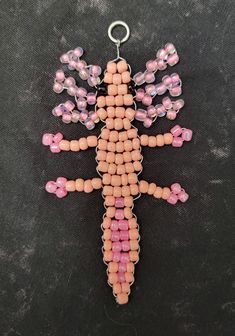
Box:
[135,109,147,121]
[144,71,155,83]
[62,113,72,124]
[170,125,182,137]
[145,84,157,96]
[143,117,153,128]
[181,129,193,141]
[73,47,83,58]
[118,220,129,231]
[42,133,54,146]
[178,191,189,203]
[135,88,145,101]
[67,86,77,96]
[172,137,183,148]
[146,60,157,72]
[45,181,57,193]
[50,143,61,153]
[53,132,63,143]
[118,263,127,273]
[112,241,122,252]
[64,100,75,112]
[113,252,121,262]
[87,76,100,87]
[120,230,129,241]
[142,95,152,106]
[120,252,130,263]
[167,193,178,205]
[118,272,126,283]
[115,209,124,220]
[171,183,182,195]
[155,83,167,95]
[121,241,130,252]
[133,72,145,85]
[147,105,157,117]
[56,177,67,188]
[110,220,119,231]
[111,231,120,242]
[87,92,96,105]
[115,197,125,208]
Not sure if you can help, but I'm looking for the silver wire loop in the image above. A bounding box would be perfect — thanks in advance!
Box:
[108,21,130,45]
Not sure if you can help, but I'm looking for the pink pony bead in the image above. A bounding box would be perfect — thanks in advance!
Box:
[115,197,125,208]
[135,88,145,101]
[56,177,67,188]
[142,95,152,106]
[170,125,182,137]
[55,187,68,198]
[182,129,193,141]
[110,220,119,231]
[118,219,129,231]
[146,60,157,72]
[118,272,126,283]
[118,263,127,272]
[172,137,183,148]
[171,183,182,194]
[53,132,63,143]
[112,241,122,252]
[45,181,57,193]
[144,72,155,83]
[55,69,65,82]
[62,113,72,124]
[119,230,129,241]
[113,252,121,262]
[178,191,189,203]
[53,82,63,94]
[42,133,54,146]
[50,143,61,153]
[120,252,130,263]
[121,241,130,252]
[167,193,178,205]
[115,209,124,220]
[166,110,177,120]
[170,86,182,97]
[111,231,120,242]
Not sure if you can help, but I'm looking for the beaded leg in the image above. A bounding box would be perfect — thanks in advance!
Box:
[45,177,102,198]
[42,133,98,153]
[139,180,189,205]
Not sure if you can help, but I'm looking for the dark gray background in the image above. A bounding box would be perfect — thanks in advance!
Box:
[0,0,234,335]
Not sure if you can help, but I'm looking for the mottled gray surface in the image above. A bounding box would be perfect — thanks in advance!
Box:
[0,0,234,335]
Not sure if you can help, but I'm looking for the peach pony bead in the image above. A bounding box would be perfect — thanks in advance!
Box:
[125,108,135,120]
[123,94,133,106]
[106,207,115,218]
[117,84,128,95]
[115,95,124,106]
[127,128,138,139]
[125,162,135,173]
[124,196,134,207]
[116,164,125,175]
[97,96,106,108]
[98,139,108,150]
[108,272,118,284]
[102,217,111,229]
[101,128,110,140]
[108,261,118,273]
[123,118,131,130]
[123,151,132,163]
[103,228,111,240]
[162,187,171,200]
[91,178,102,189]
[122,71,131,83]
[107,141,116,152]
[140,134,149,146]
[147,182,156,195]
[117,60,128,73]
[113,283,122,295]
[125,272,134,283]
[131,150,142,161]
[103,72,113,84]
[113,73,122,85]
[122,185,131,197]
[124,140,132,152]
[164,132,173,145]
[113,187,122,197]
[79,137,88,150]
[139,180,149,193]
[107,106,115,118]
[97,108,107,120]
[59,140,70,151]
[111,175,121,187]
[87,135,97,147]
[132,138,140,150]
[119,131,128,142]
[121,174,128,186]
[128,173,138,185]
[115,154,124,165]
[148,136,157,147]
[116,141,124,153]
[156,134,164,147]
[107,61,117,74]
[130,239,139,250]
[96,150,106,161]
[103,186,113,196]
[130,184,139,196]
[103,240,112,250]
[133,161,142,172]
[108,84,118,96]
[129,218,137,229]
[109,130,119,142]
[114,118,124,131]
[154,186,163,199]
[102,173,111,185]
[116,292,129,305]
[106,152,115,163]
[70,140,80,152]
[106,118,114,130]
[75,178,84,191]
[108,163,117,175]
[103,250,112,262]
[115,107,125,118]
[66,180,76,192]
[121,282,130,294]
[129,250,139,262]
[106,96,115,107]
[84,179,93,193]
[104,195,115,206]
[124,207,133,219]
[97,161,108,172]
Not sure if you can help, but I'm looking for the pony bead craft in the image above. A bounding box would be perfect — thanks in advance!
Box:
[42,21,193,305]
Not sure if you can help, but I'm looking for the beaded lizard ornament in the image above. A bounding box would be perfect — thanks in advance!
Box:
[42,21,193,305]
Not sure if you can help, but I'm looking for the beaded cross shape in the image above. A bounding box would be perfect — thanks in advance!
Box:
[42,21,193,305]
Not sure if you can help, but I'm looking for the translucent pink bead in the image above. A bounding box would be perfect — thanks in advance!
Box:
[85,119,95,130]
[147,105,157,117]
[89,111,98,121]
[167,53,179,66]
[170,125,182,137]
[113,252,121,262]
[171,183,182,195]
[167,193,178,205]
[76,60,87,70]
[77,98,87,111]
[42,133,54,146]
[120,252,130,263]
[111,231,120,242]
[67,86,77,96]
[135,89,145,101]
[60,53,70,63]
[89,65,102,77]
[52,106,62,117]
[162,97,173,109]
[73,47,83,57]
[172,137,183,147]
[76,87,87,97]
[56,177,67,188]
[146,60,157,72]
[50,143,61,153]
[45,181,57,193]
[143,117,153,128]
[182,129,193,141]
[142,95,152,106]
[178,191,189,203]
[166,110,177,120]
[145,84,157,96]
[118,219,129,231]
[121,240,130,252]
[162,75,172,88]
[56,188,67,198]
[171,73,180,85]
[156,83,167,95]
[115,209,124,220]
[157,59,167,70]
[87,92,96,105]
[53,82,63,94]
[156,48,167,60]
[174,99,184,110]
[71,111,80,123]
[133,72,145,85]
[112,241,122,252]
[118,262,127,272]
[53,132,63,143]
[55,70,65,82]
[62,113,72,124]
[79,69,89,80]
[120,230,129,241]
[170,86,182,97]
[68,60,77,70]
[64,100,75,112]
[110,220,119,231]
[80,111,88,121]
[165,43,176,54]
[135,109,147,121]
[64,77,76,87]
[144,72,155,83]
[118,272,126,283]
[115,197,125,208]
[155,104,166,117]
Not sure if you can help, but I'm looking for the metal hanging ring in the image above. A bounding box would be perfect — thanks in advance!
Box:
[108,21,130,45]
